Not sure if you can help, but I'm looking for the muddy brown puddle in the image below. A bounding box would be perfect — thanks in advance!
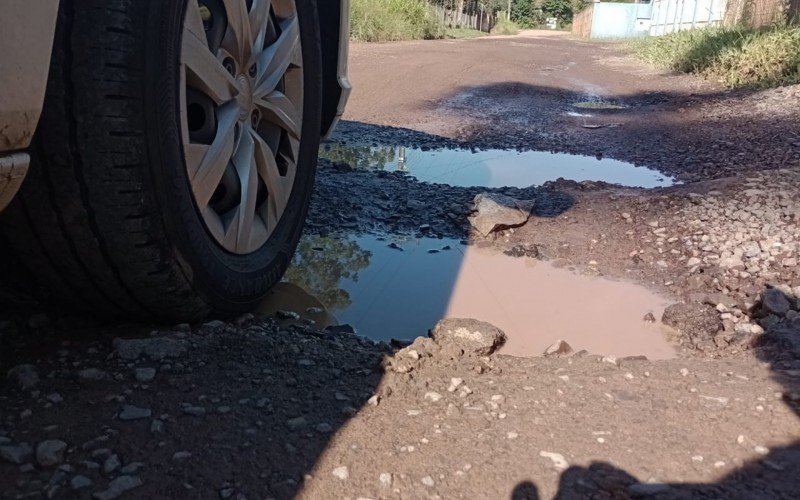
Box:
[259,234,676,360]
[320,144,673,188]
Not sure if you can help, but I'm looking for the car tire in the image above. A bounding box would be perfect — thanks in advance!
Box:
[0,0,322,321]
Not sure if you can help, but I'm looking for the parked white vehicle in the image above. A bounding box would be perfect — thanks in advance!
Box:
[0,0,350,320]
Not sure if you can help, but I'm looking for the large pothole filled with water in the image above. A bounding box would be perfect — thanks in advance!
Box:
[320,144,674,188]
[259,234,677,360]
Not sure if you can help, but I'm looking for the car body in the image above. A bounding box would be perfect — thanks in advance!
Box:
[0,0,350,211]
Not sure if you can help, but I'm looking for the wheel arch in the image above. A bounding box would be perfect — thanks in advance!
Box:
[316,0,350,138]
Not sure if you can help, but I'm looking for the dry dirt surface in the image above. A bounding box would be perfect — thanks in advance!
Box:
[2,31,800,500]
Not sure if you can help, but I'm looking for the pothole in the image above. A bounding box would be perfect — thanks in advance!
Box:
[259,234,677,360]
[320,144,673,188]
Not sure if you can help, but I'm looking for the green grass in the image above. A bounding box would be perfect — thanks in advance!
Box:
[350,0,445,42]
[490,14,520,36]
[631,26,800,88]
[446,27,488,39]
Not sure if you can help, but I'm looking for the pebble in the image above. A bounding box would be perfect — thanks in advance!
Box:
[1,443,33,464]
[70,475,92,490]
[134,368,156,383]
[448,378,463,392]
[172,451,192,461]
[421,476,435,487]
[316,423,333,433]
[182,406,206,416]
[46,393,63,404]
[150,419,165,434]
[79,368,108,381]
[118,405,152,421]
[332,466,349,480]
[92,475,142,500]
[424,391,443,403]
[103,454,121,474]
[539,451,568,470]
[36,440,67,467]
[7,364,39,390]
[286,416,308,430]
[120,462,145,474]
[379,472,393,486]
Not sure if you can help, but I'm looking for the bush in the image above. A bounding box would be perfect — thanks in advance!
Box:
[631,26,800,88]
[350,0,445,42]
[491,13,521,35]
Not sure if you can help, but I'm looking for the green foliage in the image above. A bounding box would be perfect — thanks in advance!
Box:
[510,0,543,28]
[541,0,575,25]
[631,26,800,88]
[350,0,445,42]
[491,12,521,34]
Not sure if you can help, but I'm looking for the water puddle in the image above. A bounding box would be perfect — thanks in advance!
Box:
[320,144,672,188]
[259,235,676,360]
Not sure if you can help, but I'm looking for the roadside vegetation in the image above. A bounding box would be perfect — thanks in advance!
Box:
[490,13,520,35]
[350,0,444,42]
[631,25,800,88]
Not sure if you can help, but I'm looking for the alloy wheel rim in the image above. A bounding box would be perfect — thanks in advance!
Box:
[180,0,303,255]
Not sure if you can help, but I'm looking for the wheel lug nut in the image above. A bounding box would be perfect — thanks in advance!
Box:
[223,57,235,75]
[248,64,257,77]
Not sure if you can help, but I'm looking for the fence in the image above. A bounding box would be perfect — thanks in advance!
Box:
[572,2,652,38]
[650,0,799,35]
[430,5,497,32]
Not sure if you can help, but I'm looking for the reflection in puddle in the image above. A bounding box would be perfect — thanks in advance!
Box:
[320,144,672,188]
[260,235,676,360]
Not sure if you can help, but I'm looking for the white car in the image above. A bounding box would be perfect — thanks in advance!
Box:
[0,0,350,320]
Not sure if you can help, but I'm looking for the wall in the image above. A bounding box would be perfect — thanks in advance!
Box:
[587,3,653,38]
[572,4,595,38]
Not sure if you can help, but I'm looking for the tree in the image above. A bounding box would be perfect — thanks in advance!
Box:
[541,0,575,25]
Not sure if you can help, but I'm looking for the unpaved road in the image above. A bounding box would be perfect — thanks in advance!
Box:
[2,31,800,500]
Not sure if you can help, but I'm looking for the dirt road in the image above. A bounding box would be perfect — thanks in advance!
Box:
[2,31,800,499]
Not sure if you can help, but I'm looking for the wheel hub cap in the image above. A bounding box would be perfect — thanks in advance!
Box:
[180,0,304,255]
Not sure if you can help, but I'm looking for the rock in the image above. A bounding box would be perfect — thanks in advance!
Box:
[424,392,443,402]
[79,368,108,381]
[379,472,393,487]
[120,462,145,474]
[468,193,534,237]
[36,440,67,467]
[762,288,791,316]
[543,339,572,356]
[113,337,187,361]
[172,451,192,461]
[92,476,142,500]
[325,324,356,335]
[1,443,33,464]
[315,423,333,433]
[686,257,702,267]
[7,364,39,390]
[134,368,156,383]
[332,466,349,480]
[46,393,63,404]
[539,451,568,470]
[118,405,152,421]
[662,303,722,344]
[429,318,506,356]
[103,454,121,474]
[70,475,93,490]
[182,406,206,417]
[448,378,464,392]
[421,476,435,487]
[286,416,308,431]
